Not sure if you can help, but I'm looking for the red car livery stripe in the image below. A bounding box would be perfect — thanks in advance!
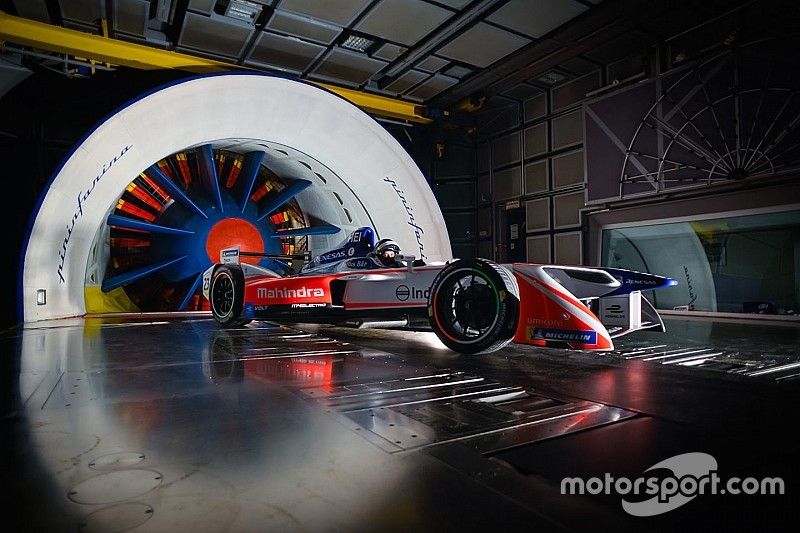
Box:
[513,270,612,350]
[245,275,335,305]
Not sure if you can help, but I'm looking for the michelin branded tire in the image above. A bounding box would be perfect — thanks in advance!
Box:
[427,258,519,354]
[209,265,250,327]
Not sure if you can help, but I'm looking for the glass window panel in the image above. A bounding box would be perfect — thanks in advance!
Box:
[601,209,800,314]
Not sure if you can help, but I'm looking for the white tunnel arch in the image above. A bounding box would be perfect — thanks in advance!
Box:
[22,74,452,322]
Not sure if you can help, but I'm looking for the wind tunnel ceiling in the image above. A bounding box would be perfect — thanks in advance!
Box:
[3,0,783,112]
[6,0,597,104]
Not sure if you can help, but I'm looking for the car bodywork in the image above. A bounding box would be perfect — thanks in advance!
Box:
[203,228,675,353]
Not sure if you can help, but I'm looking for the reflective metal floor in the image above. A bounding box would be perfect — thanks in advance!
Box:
[2,317,798,531]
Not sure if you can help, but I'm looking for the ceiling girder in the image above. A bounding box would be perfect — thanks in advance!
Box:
[0,10,431,124]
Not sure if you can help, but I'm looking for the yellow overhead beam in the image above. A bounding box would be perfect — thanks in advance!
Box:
[0,11,431,124]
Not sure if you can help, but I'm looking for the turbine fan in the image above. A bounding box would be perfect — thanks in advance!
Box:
[102,144,340,311]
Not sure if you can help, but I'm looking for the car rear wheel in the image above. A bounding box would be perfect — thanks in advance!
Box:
[428,258,519,354]
[210,265,250,327]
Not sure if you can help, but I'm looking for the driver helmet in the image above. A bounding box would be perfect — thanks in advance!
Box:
[374,238,401,266]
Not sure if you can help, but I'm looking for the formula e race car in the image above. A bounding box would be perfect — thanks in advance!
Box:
[202,227,676,354]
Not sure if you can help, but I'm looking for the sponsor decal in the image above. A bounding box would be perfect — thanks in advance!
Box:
[625,278,659,286]
[222,249,239,257]
[257,286,325,299]
[291,303,326,308]
[529,327,597,344]
[57,144,132,283]
[526,317,568,327]
[346,259,372,269]
[604,303,625,319]
[320,250,346,263]
[383,177,426,260]
[395,284,430,301]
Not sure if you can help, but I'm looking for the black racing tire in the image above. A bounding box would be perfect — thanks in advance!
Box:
[209,265,249,327]
[427,258,519,354]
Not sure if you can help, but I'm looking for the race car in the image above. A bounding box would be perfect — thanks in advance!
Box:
[202,227,676,354]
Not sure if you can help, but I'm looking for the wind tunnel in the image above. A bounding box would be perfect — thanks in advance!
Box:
[21,74,452,321]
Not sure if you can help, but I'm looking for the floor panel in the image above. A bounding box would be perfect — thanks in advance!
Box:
[2,316,798,531]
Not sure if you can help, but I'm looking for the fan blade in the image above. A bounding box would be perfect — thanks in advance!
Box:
[102,256,187,292]
[107,214,195,236]
[271,225,342,238]
[177,272,204,311]
[236,150,266,213]
[256,179,312,221]
[147,165,208,219]
[197,144,224,213]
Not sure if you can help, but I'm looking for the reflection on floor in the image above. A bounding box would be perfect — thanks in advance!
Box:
[3,316,798,531]
[610,317,800,379]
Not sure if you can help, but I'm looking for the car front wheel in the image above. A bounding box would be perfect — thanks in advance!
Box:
[427,258,519,354]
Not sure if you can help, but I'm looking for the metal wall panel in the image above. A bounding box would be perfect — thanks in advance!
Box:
[477,239,493,259]
[523,123,547,158]
[443,212,475,240]
[406,74,458,100]
[607,55,646,82]
[434,144,475,178]
[355,0,452,47]
[437,22,529,68]
[553,190,584,228]
[487,0,588,39]
[179,12,254,58]
[491,132,520,168]
[114,0,149,37]
[552,70,601,111]
[524,160,548,194]
[554,231,582,265]
[524,93,547,122]
[0,60,32,100]
[434,181,475,209]
[58,0,104,23]
[477,207,492,238]
[384,70,428,94]
[526,235,550,263]
[491,166,522,201]
[373,43,406,61]
[551,149,584,189]
[525,198,549,232]
[551,110,583,150]
[477,174,491,203]
[187,0,215,15]
[477,142,490,174]
[416,55,449,73]
[279,0,369,26]
[267,10,341,45]
[452,241,475,259]
[246,32,326,72]
[502,83,541,102]
[312,48,388,86]
[12,0,50,22]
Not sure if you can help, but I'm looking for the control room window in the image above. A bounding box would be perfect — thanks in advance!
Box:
[601,209,800,315]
